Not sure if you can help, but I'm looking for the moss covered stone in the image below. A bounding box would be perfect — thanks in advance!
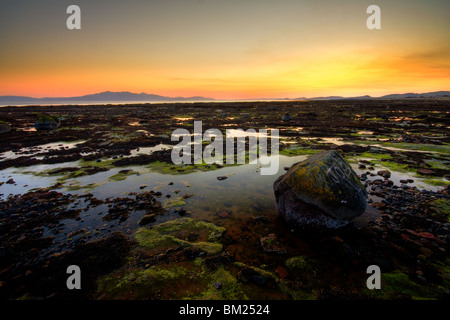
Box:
[195,266,249,300]
[135,218,225,254]
[34,114,60,130]
[379,272,440,300]
[97,265,191,299]
[274,150,368,230]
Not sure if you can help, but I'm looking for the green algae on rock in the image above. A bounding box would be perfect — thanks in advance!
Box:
[108,169,138,181]
[274,150,367,230]
[364,271,442,300]
[34,114,61,130]
[135,218,225,254]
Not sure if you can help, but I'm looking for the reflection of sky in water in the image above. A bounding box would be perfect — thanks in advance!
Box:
[0,141,86,160]
[2,152,446,254]
[1,151,445,201]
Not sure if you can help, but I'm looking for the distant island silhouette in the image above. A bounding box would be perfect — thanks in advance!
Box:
[0,90,449,105]
[0,91,215,104]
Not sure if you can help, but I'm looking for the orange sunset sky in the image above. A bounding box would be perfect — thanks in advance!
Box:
[0,0,449,100]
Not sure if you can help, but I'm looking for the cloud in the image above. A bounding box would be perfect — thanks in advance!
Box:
[406,49,448,60]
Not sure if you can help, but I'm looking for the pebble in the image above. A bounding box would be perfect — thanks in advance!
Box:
[139,214,156,225]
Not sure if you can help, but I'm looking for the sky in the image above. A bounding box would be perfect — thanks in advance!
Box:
[0,0,449,99]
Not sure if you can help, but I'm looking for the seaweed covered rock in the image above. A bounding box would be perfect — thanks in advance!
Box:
[135,217,225,254]
[273,150,367,231]
[34,114,60,130]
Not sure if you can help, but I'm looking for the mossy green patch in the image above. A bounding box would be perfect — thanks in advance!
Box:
[382,142,450,154]
[163,197,186,208]
[97,259,248,300]
[357,141,450,154]
[64,182,102,192]
[195,266,249,300]
[230,260,315,300]
[190,242,223,254]
[96,265,191,299]
[279,145,320,156]
[376,272,440,300]
[134,228,175,249]
[147,161,230,175]
[152,218,225,242]
[359,152,393,160]
[108,169,138,181]
[233,262,279,283]
[423,158,449,170]
[286,256,318,275]
[135,218,225,254]
[79,158,115,169]
[431,259,450,290]
[379,160,412,173]
[428,199,450,221]
[423,179,450,187]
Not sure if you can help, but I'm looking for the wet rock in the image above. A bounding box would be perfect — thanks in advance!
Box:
[139,214,156,225]
[417,168,437,176]
[382,180,394,187]
[34,114,60,131]
[282,113,292,122]
[273,150,367,230]
[217,176,228,181]
[177,208,187,216]
[6,178,15,184]
[377,170,391,179]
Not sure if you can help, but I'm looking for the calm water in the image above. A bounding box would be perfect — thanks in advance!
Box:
[0,141,444,258]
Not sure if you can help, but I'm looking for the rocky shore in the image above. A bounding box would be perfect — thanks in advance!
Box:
[0,99,449,299]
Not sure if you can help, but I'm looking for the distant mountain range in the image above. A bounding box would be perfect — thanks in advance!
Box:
[0,91,215,104]
[0,90,449,105]
[294,91,450,100]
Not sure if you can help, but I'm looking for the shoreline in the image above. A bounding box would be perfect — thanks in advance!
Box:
[0,99,449,300]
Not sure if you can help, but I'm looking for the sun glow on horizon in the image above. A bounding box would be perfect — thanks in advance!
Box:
[0,0,449,99]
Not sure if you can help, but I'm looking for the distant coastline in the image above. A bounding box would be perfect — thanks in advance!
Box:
[0,90,449,107]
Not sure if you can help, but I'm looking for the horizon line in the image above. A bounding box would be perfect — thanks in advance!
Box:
[1,89,449,101]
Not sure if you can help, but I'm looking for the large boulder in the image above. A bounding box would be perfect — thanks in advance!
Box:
[34,114,60,131]
[273,150,367,231]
